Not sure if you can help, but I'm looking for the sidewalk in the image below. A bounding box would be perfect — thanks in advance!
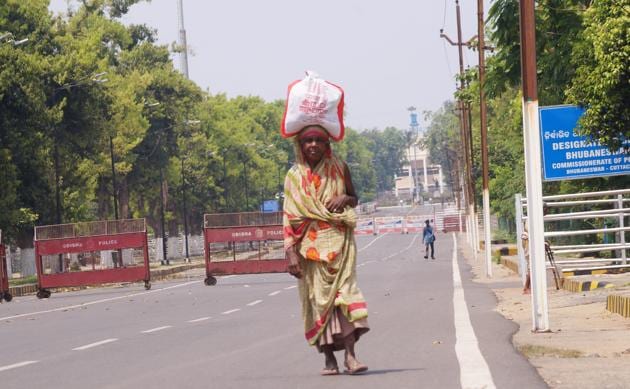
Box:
[460,236,630,389]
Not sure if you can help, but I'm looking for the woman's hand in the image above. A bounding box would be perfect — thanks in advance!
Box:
[326,194,349,213]
[286,247,303,279]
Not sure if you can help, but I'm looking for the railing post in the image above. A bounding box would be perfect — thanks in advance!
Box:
[618,194,627,264]
[515,194,526,285]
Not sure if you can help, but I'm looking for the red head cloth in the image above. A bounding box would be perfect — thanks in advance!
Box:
[298,126,330,141]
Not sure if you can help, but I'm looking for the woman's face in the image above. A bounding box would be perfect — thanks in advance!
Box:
[299,127,329,166]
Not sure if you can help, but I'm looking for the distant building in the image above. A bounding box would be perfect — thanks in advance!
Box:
[394,132,444,203]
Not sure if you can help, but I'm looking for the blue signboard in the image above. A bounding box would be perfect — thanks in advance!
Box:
[539,105,630,181]
[261,200,279,213]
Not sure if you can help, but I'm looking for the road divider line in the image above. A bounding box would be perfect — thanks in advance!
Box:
[268,290,281,296]
[380,233,420,261]
[188,317,211,323]
[357,233,388,252]
[72,338,118,351]
[0,281,199,322]
[221,308,241,315]
[141,326,172,334]
[283,285,297,290]
[0,361,38,372]
[451,235,496,389]
[247,300,262,306]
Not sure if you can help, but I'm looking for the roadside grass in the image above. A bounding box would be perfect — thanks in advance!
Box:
[518,344,584,358]
[9,275,37,286]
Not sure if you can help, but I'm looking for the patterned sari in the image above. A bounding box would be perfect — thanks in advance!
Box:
[283,140,369,347]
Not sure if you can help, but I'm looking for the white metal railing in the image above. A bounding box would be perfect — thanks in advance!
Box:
[517,189,630,275]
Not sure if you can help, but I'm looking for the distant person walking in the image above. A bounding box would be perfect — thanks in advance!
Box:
[423,219,436,259]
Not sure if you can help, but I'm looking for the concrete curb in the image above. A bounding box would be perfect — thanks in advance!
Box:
[607,294,630,318]
[562,278,615,293]
[563,269,612,277]
[499,256,519,274]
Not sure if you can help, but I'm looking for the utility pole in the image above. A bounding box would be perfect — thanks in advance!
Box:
[178,0,191,262]
[440,0,478,249]
[177,0,190,78]
[477,0,492,277]
[519,0,549,331]
[181,157,190,262]
[159,166,169,266]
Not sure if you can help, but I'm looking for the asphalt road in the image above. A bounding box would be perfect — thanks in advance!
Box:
[0,207,547,388]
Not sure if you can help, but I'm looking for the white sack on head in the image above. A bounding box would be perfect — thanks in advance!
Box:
[281,71,345,141]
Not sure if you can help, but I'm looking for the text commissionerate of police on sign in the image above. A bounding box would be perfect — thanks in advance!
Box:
[539,105,630,181]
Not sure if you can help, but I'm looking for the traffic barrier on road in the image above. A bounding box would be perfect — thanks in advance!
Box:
[203,212,286,285]
[0,230,12,302]
[442,213,464,232]
[355,218,376,235]
[374,216,404,234]
[33,219,151,298]
[403,215,436,234]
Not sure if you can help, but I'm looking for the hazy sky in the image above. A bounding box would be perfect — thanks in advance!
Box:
[49,0,489,131]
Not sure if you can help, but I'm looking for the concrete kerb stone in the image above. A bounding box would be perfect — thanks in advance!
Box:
[494,244,630,319]
[607,294,630,318]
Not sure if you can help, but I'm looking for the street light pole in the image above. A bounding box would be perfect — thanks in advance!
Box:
[181,156,189,262]
[159,166,169,266]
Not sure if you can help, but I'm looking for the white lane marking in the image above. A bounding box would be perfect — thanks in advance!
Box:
[72,338,118,351]
[188,317,211,323]
[222,275,236,279]
[283,285,297,290]
[0,361,38,372]
[221,308,241,315]
[357,233,388,252]
[141,326,172,334]
[452,235,496,389]
[0,281,198,322]
[268,290,281,296]
[247,300,262,306]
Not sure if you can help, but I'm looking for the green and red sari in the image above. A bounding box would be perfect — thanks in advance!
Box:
[283,140,369,348]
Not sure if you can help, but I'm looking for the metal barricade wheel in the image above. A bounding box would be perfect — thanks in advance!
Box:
[36,289,51,299]
[2,292,12,302]
[204,276,217,286]
[144,281,151,290]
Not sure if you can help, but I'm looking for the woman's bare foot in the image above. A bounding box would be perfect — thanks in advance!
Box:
[321,346,339,375]
[344,354,368,375]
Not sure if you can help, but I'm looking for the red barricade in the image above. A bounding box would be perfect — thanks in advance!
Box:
[203,212,286,285]
[355,218,376,235]
[374,216,404,234]
[1,232,11,301]
[442,213,465,232]
[33,219,150,298]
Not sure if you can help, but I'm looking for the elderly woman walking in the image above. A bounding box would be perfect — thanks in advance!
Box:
[283,124,369,376]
